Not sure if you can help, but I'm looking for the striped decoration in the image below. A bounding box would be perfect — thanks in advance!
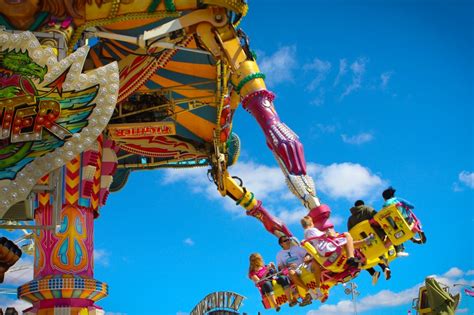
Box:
[90,136,103,211]
[64,158,81,205]
[90,25,219,146]
[18,274,108,303]
[37,175,50,208]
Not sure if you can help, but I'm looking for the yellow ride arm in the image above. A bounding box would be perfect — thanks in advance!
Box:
[195,12,323,219]
[216,169,292,238]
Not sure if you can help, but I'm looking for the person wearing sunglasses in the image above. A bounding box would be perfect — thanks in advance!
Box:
[276,236,320,306]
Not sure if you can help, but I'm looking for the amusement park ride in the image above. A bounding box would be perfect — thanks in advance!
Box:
[0,0,427,313]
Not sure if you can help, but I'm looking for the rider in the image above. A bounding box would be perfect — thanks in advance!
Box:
[382,187,418,253]
[248,253,294,311]
[276,236,317,306]
[301,216,362,268]
[382,187,414,223]
[347,200,392,284]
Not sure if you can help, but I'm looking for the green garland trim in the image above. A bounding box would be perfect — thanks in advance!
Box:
[243,192,255,208]
[147,0,162,12]
[250,50,257,61]
[236,195,245,206]
[235,72,265,94]
[165,0,176,12]
[235,188,247,206]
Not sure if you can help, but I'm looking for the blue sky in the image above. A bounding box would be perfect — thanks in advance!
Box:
[1,0,473,314]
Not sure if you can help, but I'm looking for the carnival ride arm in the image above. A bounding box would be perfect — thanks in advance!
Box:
[214,169,292,238]
[85,8,297,239]
[229,55,323,211]
[194,18,335,229]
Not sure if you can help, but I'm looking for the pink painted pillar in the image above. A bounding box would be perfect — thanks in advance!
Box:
[18,137,118,315]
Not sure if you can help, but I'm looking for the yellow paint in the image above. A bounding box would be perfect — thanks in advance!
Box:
[146,73,215,100]
[267,268,333,308]
[202,0,248,16]
[165,60,216,80]
[229,90,240,110]
[104,16,169,30]
[196,23,223,58]
[374,204,415,245]
[302,241,347,273]
[102,39,127,59]
[90,139,103,211]
[173,109,215,141]
[416,287,432,314]
[37,175,50,207]
[231,60,267,97]
[65,158,80,205]
[41,289,54,300]
[88,49,103,68]
[107,39,144,55]
[221,36,247,68]
[349,220,387,265]
[187,37,199,49]
[223,172,258,209]
[51,205,89,273]
[62,289,73,298]
[85,0,192,20]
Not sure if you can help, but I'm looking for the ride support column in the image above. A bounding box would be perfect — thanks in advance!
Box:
[18,137,117,315]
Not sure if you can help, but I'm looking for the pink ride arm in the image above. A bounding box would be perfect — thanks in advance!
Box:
[242,90,307,175]
[241,89,334,230]
[246,200,293,238]
[308,204,335,231]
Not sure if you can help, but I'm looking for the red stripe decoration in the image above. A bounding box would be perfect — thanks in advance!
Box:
[65,157,81,205]
[90,135,103,212]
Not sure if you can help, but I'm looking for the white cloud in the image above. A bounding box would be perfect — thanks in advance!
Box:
[452,182,464,192]
[0,295,31,312]
[161,161,287,214]
[310,88,326,106]
[309,162,385,201]
[330,215,345,228]
[315,124,337,134]
[105,312,127,315]
[183,238,195,246]
[176,312,189,315]
[333,58,348,86]
[229,162,287,200]
[380,71,393,89]
[456,308,469,313]
[94,248,110,267]
[443,267,464,278]
[341,132,374,145]
[277,208,308,225]
[259,46,297,87]
[304,58,331,91]
[3,259,33,285]
[161,161,387,223]
[459,171,474,189]
[466,270,474,276]
[308,267,473,315]
[309,286,419,315]
[340,57,368,99]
